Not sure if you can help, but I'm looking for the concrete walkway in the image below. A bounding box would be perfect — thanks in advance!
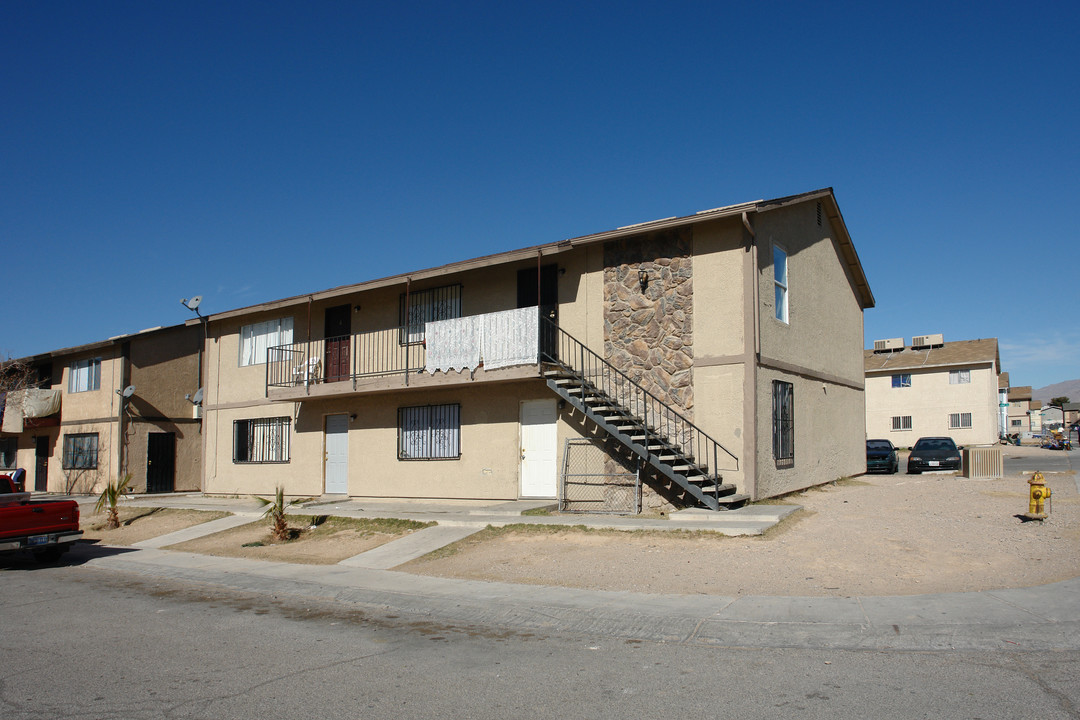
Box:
[68,493,1080,652]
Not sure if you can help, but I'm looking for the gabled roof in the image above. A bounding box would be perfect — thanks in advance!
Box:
[864,338,1000,374]
[1009,386,1033,402]
[998,371,1010,389]
[8,322,192,366]
[200,187,874,324]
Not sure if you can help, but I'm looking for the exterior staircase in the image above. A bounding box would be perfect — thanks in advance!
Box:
[540,319,747,511]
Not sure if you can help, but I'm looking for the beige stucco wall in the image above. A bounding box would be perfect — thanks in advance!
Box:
[203,380,596,499]
[865,363,1000,447]
[755,369,866,499]
[751,202,867,497]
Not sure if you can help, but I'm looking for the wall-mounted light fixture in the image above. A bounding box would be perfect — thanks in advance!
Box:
[638,269,649,291]
[349,413,358,422]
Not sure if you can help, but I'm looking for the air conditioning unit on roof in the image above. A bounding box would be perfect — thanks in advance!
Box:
[873,337,904,352]
[912,333,944,348]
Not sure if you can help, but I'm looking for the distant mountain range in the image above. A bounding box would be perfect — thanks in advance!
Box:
[1032,379,1080,404]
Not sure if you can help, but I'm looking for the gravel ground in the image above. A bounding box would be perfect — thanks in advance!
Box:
[402,448,1079,597]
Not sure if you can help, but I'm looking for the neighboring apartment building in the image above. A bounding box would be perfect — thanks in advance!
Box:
[864,336,1001,447]
[1006,385,1038,435]
[195,188,873,507]
[0,324,202,494]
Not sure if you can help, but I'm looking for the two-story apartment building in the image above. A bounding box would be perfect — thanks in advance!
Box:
[864,336,1001,447]
[196,188,873,506]
[0,324,202,494]
[1006,385,1038,435]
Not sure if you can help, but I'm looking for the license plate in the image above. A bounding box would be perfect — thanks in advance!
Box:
[929,461,940,467]
[26,535,49,547]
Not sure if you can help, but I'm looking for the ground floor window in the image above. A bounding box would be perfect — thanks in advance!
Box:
[62,433,99,469]
[771,381,794,467]
[1011,419,1022,427]
[0,437,16,469]
[398,404,461,459]
[949,412,972,429]
[233,417,291,463]
[891,415,913,431]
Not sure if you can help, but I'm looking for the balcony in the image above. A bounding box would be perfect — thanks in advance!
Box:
[266,307,546,401]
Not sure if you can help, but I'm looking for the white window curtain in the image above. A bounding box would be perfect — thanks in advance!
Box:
[424,315,481,373]
[68,358,101,393]
[481,307,538,370]
[239,317,294,366]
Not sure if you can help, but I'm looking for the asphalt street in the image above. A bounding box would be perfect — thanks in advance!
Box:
[3,565,1079,720]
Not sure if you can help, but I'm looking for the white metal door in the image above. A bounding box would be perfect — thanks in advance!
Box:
[520,399,557,498]
[324,414,349,494]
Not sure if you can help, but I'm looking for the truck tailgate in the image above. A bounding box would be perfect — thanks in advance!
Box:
[0,501,81,540]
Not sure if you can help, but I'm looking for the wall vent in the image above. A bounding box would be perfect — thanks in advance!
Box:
[816,202,822,226]
[873,337,905,352]
[911,333,944,349]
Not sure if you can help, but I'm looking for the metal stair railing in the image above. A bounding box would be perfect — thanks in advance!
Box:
[539,317,738,481]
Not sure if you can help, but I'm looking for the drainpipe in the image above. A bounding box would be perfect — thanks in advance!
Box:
[404,278,411,386]
[742,211,760,357]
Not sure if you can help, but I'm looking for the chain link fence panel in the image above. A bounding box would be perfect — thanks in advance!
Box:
[559,438,640,514]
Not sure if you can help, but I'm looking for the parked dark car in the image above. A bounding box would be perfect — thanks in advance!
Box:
[907,437,962,474]
[866,439,899,474]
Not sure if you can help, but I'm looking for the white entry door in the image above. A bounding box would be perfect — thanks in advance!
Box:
[520,399,557,498]
[325,414,349,494]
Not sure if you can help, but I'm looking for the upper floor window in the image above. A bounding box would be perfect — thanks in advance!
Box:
[891,374,911,388]
[68,358,101,393]
[400,285,462,344]
[239,317,294,366]
[949,370,971,385]
[772,244,788,323]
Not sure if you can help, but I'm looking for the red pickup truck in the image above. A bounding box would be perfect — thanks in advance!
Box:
[0,469,83,562]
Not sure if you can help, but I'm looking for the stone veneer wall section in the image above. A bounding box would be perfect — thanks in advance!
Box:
[603,230,694,418]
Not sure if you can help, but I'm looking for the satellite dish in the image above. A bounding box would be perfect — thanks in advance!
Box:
[121,385,136,398]
[192,387,204,404]
[188,296,202,309]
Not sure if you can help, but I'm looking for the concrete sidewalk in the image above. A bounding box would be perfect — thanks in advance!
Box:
[75,543,1080,653]
[70,491,1080,652]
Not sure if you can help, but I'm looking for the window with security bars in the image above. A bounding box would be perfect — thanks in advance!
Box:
[398,404,460,460]
[0,437,17,469]
[772,381,794,467]
[891,415,913,431]
[233,417,291,463]
[62,433,99,469]
[949,412,972,429]
[399,285,462,344]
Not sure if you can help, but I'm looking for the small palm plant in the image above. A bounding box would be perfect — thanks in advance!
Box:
[95,474,132,529]
[255,486,301,542]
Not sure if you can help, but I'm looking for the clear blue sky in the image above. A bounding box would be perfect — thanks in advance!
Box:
[3,1,1077,389]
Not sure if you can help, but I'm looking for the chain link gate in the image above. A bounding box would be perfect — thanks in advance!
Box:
[559,438,640,514]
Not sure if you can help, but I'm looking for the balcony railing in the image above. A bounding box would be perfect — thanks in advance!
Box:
[267,326,428,391]
[266,307,544,393]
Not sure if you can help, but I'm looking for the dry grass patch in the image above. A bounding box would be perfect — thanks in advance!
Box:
[167,516,432,565]
[81,507,230,546]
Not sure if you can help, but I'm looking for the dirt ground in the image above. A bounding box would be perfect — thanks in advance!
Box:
[166,517,430,565]
[402,467,1080,597]
[81,507,229,546]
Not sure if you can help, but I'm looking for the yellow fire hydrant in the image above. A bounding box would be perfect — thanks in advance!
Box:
[1026,471,1051,520]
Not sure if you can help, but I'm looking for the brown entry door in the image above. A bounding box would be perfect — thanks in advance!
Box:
[517,264,559,360]
[324,304,351,382]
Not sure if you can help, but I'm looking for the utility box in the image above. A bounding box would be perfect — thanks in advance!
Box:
[962,447,1003,478]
